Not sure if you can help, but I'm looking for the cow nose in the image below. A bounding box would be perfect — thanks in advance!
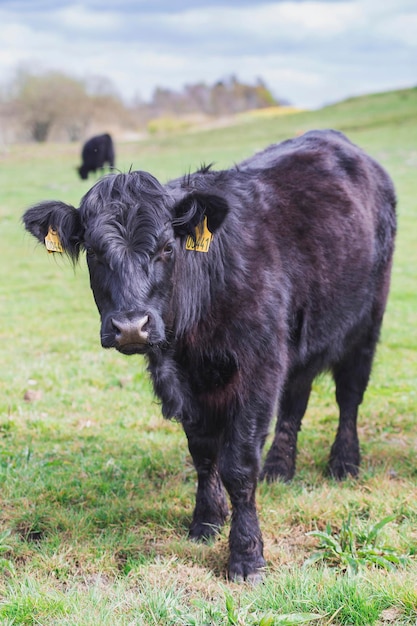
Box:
[111,314,149,349]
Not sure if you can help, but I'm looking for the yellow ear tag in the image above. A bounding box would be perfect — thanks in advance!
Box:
[45,226,64,254]
[185,216,213,252]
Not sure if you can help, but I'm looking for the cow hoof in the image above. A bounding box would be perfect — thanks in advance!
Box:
[231,570,265,585]
[228,558,266,584]
[329,439,360,480]
[328,458,360,481]
[260,462,294,483]
[188,521,223,543]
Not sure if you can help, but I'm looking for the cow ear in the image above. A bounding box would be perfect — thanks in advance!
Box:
[172,192,229,237]
[23,200,83,262]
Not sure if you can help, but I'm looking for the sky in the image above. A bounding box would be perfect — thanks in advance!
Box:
[0,0,415,110]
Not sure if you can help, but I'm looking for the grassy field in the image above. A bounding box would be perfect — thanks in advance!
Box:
[0,87,417,624]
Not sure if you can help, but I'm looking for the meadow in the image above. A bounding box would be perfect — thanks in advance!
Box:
[0,87,416,624]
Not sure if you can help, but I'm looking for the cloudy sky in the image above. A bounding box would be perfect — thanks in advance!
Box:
[0,0,415,109]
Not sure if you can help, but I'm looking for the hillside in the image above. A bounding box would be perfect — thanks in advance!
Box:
[180,86,417,150]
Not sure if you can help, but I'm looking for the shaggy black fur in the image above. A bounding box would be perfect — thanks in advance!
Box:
[23,129,396,582]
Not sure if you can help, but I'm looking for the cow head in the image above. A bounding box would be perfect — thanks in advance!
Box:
[23,170,229,355]
[78,164,89,180]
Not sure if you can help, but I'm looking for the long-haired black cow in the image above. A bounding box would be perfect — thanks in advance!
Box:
[78,133,115,180]
[23,130,396,582]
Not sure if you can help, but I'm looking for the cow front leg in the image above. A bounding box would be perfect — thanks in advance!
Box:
[184,426,229,541]
[261,375,312,482]
[219,439,265,583]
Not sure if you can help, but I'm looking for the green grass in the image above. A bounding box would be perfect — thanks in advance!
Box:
[0,87,417,624]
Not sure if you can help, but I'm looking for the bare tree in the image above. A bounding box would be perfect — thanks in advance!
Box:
[8,69,134,142]
[10,70,94,141]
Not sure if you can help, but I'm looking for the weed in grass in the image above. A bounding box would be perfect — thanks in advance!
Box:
[305,514,410,575]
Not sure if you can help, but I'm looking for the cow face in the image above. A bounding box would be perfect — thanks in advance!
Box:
[78,164,89,180]
[23,171,229,355]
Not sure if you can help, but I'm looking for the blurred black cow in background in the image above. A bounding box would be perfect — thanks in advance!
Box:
[24,130,396,582]
[78,133,115,180]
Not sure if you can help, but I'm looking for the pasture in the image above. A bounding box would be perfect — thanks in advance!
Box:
[0,88,417,624]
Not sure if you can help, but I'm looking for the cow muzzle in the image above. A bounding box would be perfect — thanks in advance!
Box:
[111,314,150,355]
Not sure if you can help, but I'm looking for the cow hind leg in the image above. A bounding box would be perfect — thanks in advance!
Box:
[329,325,381,480]
[261,374,312,482]
[184,428,229,542]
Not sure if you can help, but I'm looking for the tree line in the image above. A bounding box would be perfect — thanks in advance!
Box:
[0,68,282,143]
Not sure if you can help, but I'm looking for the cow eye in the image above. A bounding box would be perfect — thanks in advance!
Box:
[162,242,174,257]
[85,246,96,258]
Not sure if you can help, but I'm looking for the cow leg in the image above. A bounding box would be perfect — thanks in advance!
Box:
[184,425,229,541]
[219,421,268,583]
[261,374,312,482]
[329,327,380,479]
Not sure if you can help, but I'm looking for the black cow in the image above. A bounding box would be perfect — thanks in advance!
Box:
[78,133,115,180]
[23,130,396,582]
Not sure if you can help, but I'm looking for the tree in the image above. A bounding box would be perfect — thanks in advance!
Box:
[11,70,94,142]
[141,75,279,118]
